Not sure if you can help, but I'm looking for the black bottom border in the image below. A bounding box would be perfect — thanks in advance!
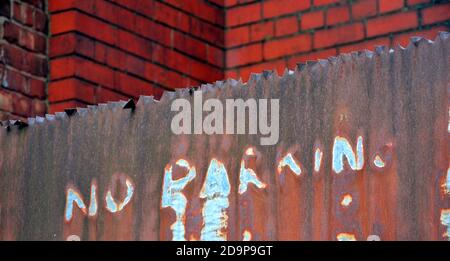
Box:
[0,241,449,260]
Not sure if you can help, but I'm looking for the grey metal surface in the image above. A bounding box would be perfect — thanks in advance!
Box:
[0,33,449,240]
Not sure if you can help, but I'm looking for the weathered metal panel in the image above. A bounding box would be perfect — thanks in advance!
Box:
[0,34,449,241]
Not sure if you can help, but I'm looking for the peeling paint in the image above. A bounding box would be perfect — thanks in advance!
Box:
[340,194,352,207]
[444,167,450,194]
[337,233,356,241]
[245,147,255,156]
[0,35,448,241]
[440,209,450,240]
[277,153,301,175]
[199,159,230,241]
[66,234,81,241]
[238,160,266,194]
[332,136,364,174]
[88,183,97,217]
[448,107,450,133]
[161,159,196,241]
[242,230,252,241]
[65,188,87,222]
[367,235,381,241]
[105,178,134,213]
[314,148,323,172]
[373,155,385,168]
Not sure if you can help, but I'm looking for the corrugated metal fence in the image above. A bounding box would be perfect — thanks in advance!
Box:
[0,34,449,240]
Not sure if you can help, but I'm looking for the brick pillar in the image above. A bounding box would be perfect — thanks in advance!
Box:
[47,0,225,114]
[0,0,47,120]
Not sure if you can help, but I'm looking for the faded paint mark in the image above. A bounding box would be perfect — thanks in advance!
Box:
[88,183,97,217]
[340,194,352,207]
[65,187,87,222]
[337,233,356,241]
[105,178,134,213]
[238,160,266,194]
[367,235,381,241]
[175,159,190,169]
[277,153,301,175]
[66,235,81,241]
[444,167,450,194]
[440,209,450,240]
[245,147,255,156]
[332,136,364,174]
[314,148,323,172]
[161,159,196,241]
[448,107,450,133]
[199,159,230,241]
[242,230,252,241]
[373,155,385,168]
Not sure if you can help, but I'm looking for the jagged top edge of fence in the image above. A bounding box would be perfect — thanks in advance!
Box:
[1,32,448,131]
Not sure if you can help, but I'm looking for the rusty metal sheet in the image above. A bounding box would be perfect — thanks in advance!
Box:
[0,34,449,241]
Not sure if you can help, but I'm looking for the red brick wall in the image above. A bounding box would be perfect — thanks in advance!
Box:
[47,0,225,113]
[1,1,450,118]
[0,0,47,121]
[224,0,450,80]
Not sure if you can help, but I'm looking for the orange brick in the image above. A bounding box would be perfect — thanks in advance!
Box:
[51,11,117,45]
[263,0,310,19]
[226,26,250,47]
[367,11,418,37]
[422,4,450,26]
[352,0,377,20]
[48,79,96,104]
[264,34,312,60]
[314,23,364,49]
[250,21,274,42]
[227,43,262,68]
[326,6,350,25]
[275,16,298,37]
[301,10,324,30]
[227,3,261,27]
[379,0,404,13]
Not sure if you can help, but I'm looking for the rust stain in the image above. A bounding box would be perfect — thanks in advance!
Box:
[0,34,449,241]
